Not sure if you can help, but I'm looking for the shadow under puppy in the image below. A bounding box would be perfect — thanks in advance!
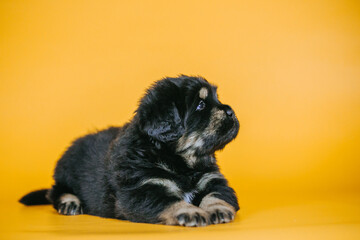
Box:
[20,75,240,227]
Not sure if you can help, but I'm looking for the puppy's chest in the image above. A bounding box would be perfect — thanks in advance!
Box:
[153,157,220,204]
[176,173,203,204]
[183,191,197,204]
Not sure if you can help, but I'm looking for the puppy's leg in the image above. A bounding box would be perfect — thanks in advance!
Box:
[116,178,209,226]
[47,184,83,215]
[196,173,239,224]
[199,193,235,224]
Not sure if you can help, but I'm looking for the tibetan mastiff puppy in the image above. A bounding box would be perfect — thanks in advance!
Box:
[20,75,240,227]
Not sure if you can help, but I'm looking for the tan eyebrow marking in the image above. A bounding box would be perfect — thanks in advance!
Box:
[199,87,208,99]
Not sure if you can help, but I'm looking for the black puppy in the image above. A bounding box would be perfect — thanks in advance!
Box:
[20,75,240,227]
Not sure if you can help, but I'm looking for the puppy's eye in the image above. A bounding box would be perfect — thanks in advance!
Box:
[196,100,206,111]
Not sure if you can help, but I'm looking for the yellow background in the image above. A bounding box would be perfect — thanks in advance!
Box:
[1,0,359,239]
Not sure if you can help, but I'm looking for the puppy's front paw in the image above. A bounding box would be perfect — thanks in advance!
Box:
[206,205,234,224]
[175,208,208,227]
[200,193,236,224]
[159,201,209,227]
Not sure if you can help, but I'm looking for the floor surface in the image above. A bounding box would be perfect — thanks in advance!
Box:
[1,192,359,240]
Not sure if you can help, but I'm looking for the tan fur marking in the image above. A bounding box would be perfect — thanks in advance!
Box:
[176,132,204,167]
[176,108,226,168]
[141,178,182,198]
[181,150,197,167]
[197,172,224,191]
[159,200,208,226]
[203,108,226,136]
[177,132,203,152]
[199,87,208,99]
[58,194,81,214]
[199,193,236,224]
[60,193,80,205]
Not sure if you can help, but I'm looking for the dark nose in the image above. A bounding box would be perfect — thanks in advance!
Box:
[226,109,233,117]
[223,105,234,117]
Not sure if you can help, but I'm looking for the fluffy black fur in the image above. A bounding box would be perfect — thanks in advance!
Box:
[20,75,240,226]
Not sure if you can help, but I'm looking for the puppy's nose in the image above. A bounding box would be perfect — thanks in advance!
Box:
[223,105,234,117]
[226,109,233,117]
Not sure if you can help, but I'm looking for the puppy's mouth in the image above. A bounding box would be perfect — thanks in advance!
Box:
[210,115,239,152]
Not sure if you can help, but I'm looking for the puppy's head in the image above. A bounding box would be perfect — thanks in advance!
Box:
[136,75,239,157]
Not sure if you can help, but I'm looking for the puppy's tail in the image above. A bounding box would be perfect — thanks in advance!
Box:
[19,189,51,206]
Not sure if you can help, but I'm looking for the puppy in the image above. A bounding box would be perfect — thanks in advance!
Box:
[20,75,240,227]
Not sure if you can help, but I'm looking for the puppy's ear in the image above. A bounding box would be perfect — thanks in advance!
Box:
[139,102,185,143]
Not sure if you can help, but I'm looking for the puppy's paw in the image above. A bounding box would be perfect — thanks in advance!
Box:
[175,208,208,227]
[200,193,236,224]
[159,201,209,227]
[57,193,83,215]
[206,205,234,224]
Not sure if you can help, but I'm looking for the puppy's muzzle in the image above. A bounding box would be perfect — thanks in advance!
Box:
[220,104,239,133]
[218,104,238,124]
